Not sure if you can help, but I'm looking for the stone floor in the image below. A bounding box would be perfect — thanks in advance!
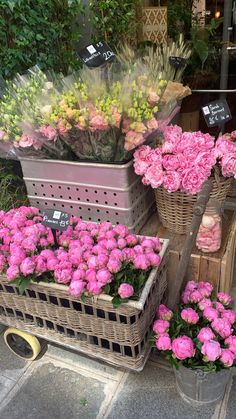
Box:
[0,323,235,419]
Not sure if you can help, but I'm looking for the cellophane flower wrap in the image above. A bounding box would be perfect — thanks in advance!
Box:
[153,280,236,371]
[0,67,69,160]
[0,206,162,308]
[134,126,236,195]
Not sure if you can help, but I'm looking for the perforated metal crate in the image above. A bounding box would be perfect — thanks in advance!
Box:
[20,158,155,233]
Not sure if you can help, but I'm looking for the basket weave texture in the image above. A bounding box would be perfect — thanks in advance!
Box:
[0,240,168,371]
[154,177,232,234]
[228,179,236,198]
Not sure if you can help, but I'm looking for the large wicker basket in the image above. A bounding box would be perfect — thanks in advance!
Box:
[155,177,232,234]
[0,239,168,371]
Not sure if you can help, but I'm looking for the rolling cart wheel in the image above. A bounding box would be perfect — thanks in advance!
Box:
[3,328,41,360]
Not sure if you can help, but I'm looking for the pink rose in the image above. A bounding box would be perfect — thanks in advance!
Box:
[39,125,57,141]
[147,118,159,131]
[217,292,232,306]
[118,283,134,299]
[19,135,34,148]
[163,170,181,193]
[157,304,173,321]
[69,280,86,297]
[203,307,219,322]
[155,334,172,351]
[211,318,232,339]
[153,319,170,335]
[181,308,199,324]
[143,164,163,188]
[197,327,215,343]
[148,92,160,106]
[220,349,234,367]
[201,340,222,362]
[172,336,195,360]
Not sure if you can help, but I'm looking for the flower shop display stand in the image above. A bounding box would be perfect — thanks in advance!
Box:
[20,158,155,234]
[0,239,169,371]
[157,210,236,296]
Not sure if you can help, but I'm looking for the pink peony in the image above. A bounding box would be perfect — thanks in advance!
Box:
[197,327,215,343]
[133,254,149,270]
[87,280,103,295]
[72,269,85,281]
[107,258,122,273]
[185,280,198,292]
[201,340,222,362]
[211,318,232,339]
[143,164,163,188]
[69,280,86,297]
[181,167,207,195]
[203,306,219,322]
[181,290,191,304]
[162,154,180,171]
[96,268,112,285]
[6,265,20,281]
[221,153,236,177]
[85,268,97,282]
[221,310,236,325]
[157,304,173,321]
[0,254,5,272]
[225,336,236,356]
[163,170,181,193]
[146,252,161,267]
[20,257,36,276]
[198,298,212,311]
[189,290,203,303]
[198,281,213,298]
[155,334,172,351]
[125,234,138,246]
[153,319,170,335]
[220,349,234,367]
[19,135,34,148]
[172,336,195,360]
[118,283,134,299]
[47,258,59,271]
[217,292,232,306]
[181,308,199,324]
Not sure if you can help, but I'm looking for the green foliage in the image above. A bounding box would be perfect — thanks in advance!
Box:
[166,0,193,40]
[89,0,141,47]
[0,159,28,211]
[0,0,84,79]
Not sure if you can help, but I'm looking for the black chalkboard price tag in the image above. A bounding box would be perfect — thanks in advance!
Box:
[78,41,115,68]
[42,209,70,231]
[202,99,232,128]
[169,56,186,69]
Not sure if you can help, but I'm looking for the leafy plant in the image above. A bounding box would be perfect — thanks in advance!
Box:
[0,159,28,211]
[89,0,141,47]
[0,0,84,79]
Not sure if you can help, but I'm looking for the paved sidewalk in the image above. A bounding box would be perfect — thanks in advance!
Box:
[0,324,235,419]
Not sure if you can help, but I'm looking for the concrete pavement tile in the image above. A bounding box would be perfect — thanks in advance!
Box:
[0,336,30,381]
[47,343,122,378]
[225,377,236,419]
[0,362,107,419]
[0,376,16,404]
[107,363,217,419]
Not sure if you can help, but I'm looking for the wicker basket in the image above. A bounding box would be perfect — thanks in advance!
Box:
[228,179,236,198]
[0,239,168,371]
[155,177,232,234]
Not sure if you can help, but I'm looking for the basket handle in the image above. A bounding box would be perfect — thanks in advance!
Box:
[167,179,213,310]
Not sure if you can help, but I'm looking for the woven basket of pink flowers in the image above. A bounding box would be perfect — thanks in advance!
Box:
[0,206,169,370]
[133,126,235,234]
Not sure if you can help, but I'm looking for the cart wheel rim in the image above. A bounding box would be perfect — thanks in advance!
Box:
[4,328,41,361]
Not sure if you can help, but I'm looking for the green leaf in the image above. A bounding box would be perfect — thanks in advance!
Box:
[18,277,31,295]
[112,296,124,308]
[193,39,208,69]
[103,284,110,295]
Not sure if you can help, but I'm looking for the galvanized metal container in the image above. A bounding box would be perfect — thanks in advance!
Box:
[174,364,232,405]
[20,158,155,233]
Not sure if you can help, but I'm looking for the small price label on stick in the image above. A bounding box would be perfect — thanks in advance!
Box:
[202,99,232,128]
[42,209,70,231]
[78,41,115,68]
[169,56,186,69]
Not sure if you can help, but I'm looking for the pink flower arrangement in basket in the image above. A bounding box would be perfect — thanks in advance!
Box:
[134,126,236,195]
[0,206,162,307]
[153,280,236,371]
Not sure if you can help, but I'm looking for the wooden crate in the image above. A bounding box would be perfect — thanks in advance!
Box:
[157,211,236,294]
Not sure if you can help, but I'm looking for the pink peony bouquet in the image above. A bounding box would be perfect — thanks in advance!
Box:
[0,206,162,307]
[153,280,236,371]
[134,126,236,195]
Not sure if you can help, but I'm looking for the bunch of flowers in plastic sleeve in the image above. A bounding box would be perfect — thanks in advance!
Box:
[153,280,236,371]
[0,68,69,160]
[134,126,236,195]
[0,206,162,307]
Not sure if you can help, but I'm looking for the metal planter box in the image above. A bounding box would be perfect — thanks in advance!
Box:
[20,158,155,233]
[0,239,168,371]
